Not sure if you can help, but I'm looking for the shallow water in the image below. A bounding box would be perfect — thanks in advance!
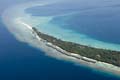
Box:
[25,0,120,51]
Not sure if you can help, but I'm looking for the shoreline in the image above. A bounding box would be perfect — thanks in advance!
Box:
[18,20,120,77]
[1,1,120,78]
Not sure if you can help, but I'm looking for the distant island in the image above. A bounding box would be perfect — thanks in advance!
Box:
[32,27,120,67]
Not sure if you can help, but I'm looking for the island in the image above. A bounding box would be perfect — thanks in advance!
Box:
[2,0,120,76]
[32,27,120,67]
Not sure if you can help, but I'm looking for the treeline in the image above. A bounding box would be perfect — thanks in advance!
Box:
[33,27,120,67]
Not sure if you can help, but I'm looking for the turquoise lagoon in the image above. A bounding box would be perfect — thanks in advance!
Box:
[25,1,120,51]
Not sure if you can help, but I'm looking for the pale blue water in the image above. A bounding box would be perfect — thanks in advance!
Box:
[26,0,120,44]
[50,11,120,44]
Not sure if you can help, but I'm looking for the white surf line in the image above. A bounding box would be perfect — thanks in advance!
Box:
[17,18,120,66]
[17,18,98,64]
[19,19,120,74]
[16,18,43,41]
[16,18,33,30]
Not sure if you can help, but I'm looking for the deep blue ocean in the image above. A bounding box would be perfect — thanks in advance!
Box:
[0,17,120,80]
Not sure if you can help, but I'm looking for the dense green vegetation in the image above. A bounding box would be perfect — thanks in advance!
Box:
[33,27,120,67]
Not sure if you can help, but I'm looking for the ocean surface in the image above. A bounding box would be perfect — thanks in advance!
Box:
[1,0,120,80]
[26,0,120,45]
[1,16,120,80]
[25,0,120,51]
